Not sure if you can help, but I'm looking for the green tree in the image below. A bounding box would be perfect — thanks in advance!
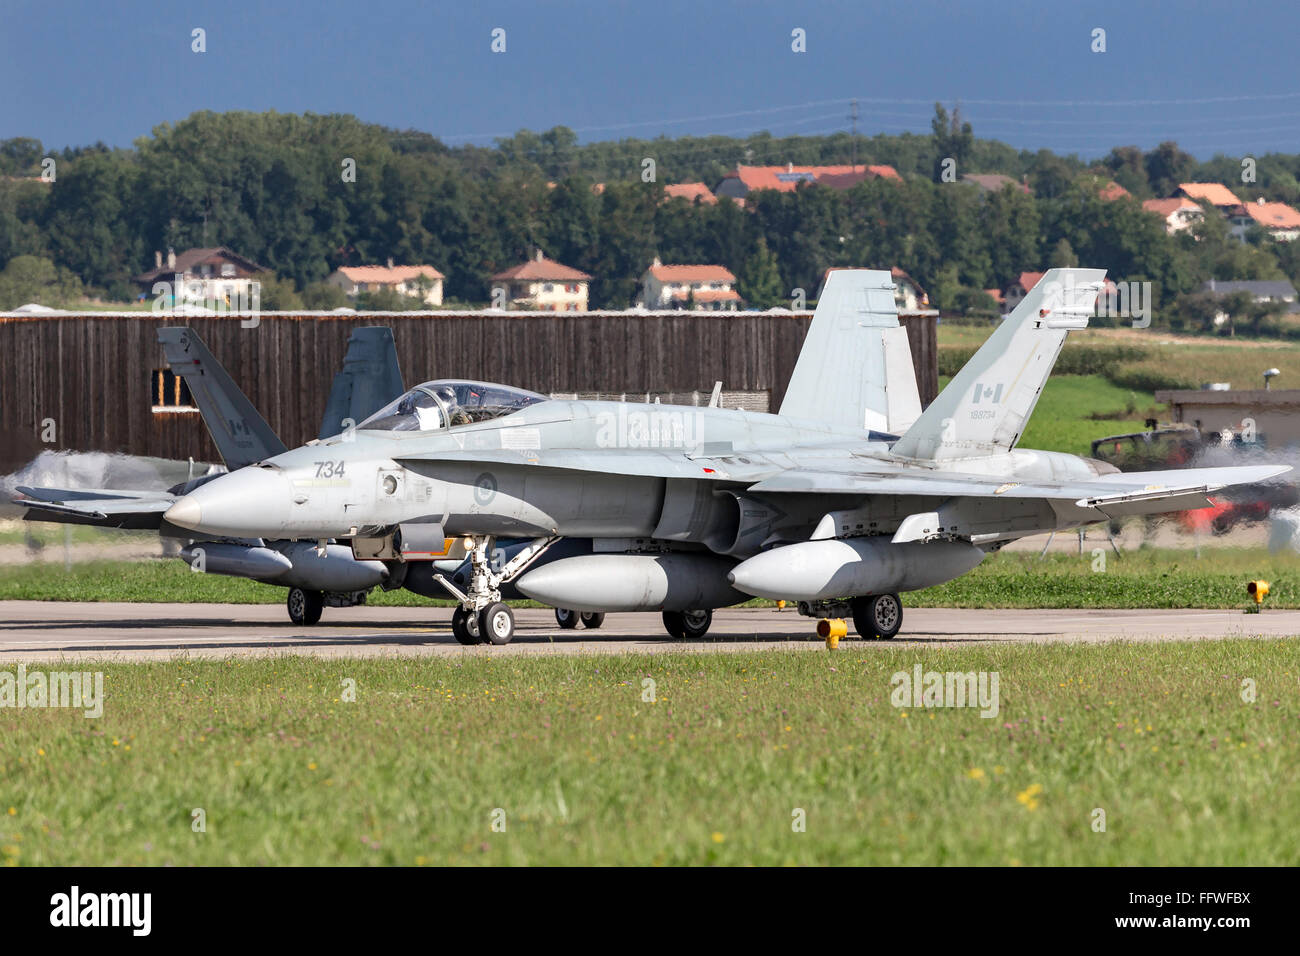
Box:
[739,237,783,308]
[0,255,83,308]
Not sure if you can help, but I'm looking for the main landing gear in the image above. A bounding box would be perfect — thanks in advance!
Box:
[555,609,606,630]
[662,608,713,640]
[799,593,903,641]
[435,535,555,646]
[285,587,369,626]
[287,587,323,626]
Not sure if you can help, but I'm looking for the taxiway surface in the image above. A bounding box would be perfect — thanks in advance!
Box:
[0,602,1295,661]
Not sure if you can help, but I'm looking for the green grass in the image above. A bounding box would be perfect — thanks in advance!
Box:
[910,548,1298,609]
[939,323,1300,394]
[2,642,1297,865]
[1,546,1295,609]
[933,373,1158,456]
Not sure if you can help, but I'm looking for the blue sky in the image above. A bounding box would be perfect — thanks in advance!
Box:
[4,0,1300,159]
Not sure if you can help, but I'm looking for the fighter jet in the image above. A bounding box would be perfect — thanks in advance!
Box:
[162,268,1289,645]
[15,326,405,624]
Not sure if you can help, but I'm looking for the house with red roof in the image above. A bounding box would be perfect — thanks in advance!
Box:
[1226,198,1300,242]
[662,182,717,205]
[1142,198,1204,235]
[995,270,1120,316]
[489,250,592,311]
[714,162,900,203]
[637,258,741,311]
[133,246,268,305]
[1175,182,1241,210]
[962,173,1031,195]
[1096,180,1131,201]
[890,267,929,311]
[327,259,445,305]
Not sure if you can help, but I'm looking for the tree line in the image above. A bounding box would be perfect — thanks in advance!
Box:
[4,107,1300,326]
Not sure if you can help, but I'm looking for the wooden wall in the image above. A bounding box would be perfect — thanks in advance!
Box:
[0,311,937,468]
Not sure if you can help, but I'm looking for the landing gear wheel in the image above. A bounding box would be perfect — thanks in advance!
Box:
[852,593,902,640]
[287,587,323,626]
[579,612,605,630]
[479,602,515,645]
[555,608,579,629]
[662,608,713,640]
[451,606,481,645]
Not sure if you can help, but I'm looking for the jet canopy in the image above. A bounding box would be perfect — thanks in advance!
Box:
[358,379,548,432]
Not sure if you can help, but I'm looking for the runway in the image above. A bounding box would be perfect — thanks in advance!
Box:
[0,601,1296,661]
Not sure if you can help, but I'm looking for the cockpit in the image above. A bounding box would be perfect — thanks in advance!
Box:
[357,379,548,432]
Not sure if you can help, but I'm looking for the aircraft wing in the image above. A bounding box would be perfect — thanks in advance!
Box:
[14,486,177,529]
[748,463,1289,511]
[394,448,786,482]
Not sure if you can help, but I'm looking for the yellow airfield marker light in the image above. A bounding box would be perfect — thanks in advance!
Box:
[776,600,786,610]
[817,618,847,648]
[1246,580,1270,613]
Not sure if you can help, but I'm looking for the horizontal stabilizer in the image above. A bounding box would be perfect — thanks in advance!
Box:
[15,485,175,529]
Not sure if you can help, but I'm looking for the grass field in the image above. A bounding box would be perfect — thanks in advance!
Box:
[935,373,1158,456]
[939,323,1300,395]
[2,641,1296,865]
[0,546,1294,609]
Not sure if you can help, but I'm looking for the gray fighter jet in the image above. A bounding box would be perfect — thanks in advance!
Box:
[162,268,1289,645]
[16,326,405,624]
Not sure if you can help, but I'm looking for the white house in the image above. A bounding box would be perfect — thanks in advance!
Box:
[133,246,267,306]
[1142,198,1204,235]
[327,260,445,305]
[637,258,741,310]
[489,250,591,311]
[1225,199,1300,242]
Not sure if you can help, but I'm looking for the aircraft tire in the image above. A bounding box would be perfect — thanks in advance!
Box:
[287,587,323,626]
[579,612,605,630]
[662,608,712,640]
[480,602,515,645]
[451,606,480,645]
[555,608,580,629]
[852,593,902,640]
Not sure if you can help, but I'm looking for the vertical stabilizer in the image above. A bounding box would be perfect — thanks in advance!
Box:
[891,268,1106,460]
[318,326,405,439]
[778,269,921,433]
[158,327,287,469]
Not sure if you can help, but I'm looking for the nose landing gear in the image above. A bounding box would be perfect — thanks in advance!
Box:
[435,535,555,646]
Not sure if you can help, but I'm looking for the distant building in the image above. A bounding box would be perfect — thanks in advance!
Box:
[490,250,591,311]
[1142,197,1204,234]
[662,182,717,204]
[1174,182,1241,210]
[890,267,929,311]
[1200,278,1299,307]
[996,271,1118,317]
[637,258,740,310]
[132,246,266,305]
[1200,278,1300,326]
[1225,198,1300,242]
[1001,270,1045,313]
[327,260,445,305]
[1096,180,1131,201]
[961,173,1030,195]
[715,163,901,203]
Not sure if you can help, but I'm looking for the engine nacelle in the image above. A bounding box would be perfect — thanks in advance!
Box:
[515,552,745,612]
[728,537,985,601]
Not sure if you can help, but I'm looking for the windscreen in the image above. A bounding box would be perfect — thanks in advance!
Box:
[357,380,547,432]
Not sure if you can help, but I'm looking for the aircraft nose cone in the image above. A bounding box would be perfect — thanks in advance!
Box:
[160,467,293,537]
[164,496,202,530]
